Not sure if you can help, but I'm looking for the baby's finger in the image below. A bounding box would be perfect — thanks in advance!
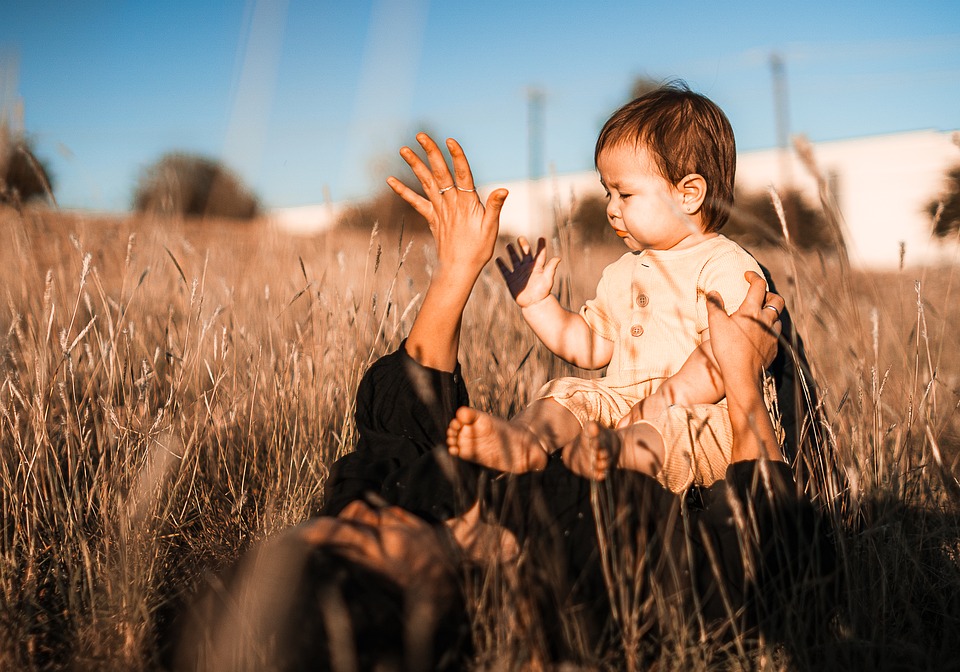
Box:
[543,255,561,278]
[532,244,546,270]
[507,243,521,268]
[535,237,547,260]
[446,138,477,192]
[517,236,531,257]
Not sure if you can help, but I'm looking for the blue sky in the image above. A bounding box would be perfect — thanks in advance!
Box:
[3,0,959,211]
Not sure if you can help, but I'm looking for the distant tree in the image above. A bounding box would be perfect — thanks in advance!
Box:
[337,185,428,234]
[725,189,834,250]
[339,127,440,234]
[0,125,54,205]
[927,165,960,238]
[133,153,259,220]
[569,193,611,245]
[568,188,834,251]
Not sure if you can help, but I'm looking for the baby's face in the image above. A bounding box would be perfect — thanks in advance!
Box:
[597,143,706,252]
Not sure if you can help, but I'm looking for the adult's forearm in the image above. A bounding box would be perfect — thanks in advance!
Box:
[405,265,478,372]
[726,383,781,462]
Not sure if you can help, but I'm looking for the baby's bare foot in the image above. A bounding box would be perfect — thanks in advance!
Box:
[562,421,621,480]
[447,407,548,472]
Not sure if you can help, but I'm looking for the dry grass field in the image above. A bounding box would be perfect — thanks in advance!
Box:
[1,205,959,670]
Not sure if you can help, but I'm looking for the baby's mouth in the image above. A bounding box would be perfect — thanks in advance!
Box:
[614,230,629,238]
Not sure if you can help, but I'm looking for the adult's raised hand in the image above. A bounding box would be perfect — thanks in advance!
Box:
[389,134,508,372]
[387,133,507,275]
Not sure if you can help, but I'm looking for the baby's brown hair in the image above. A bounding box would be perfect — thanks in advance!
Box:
[595,81,736,232]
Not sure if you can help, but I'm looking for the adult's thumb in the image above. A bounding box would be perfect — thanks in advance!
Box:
[705,291,725,313]
[485,188,509,215]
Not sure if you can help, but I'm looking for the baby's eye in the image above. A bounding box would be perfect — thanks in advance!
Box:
[603,190,611,199]
[620,193,632,200]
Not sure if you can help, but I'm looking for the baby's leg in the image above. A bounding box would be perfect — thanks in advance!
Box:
[447,398,581,473]
[563,420,664,480]
[562,421,620,480]
[616,421,665,476]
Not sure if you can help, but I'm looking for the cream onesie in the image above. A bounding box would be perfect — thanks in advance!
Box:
[537,235,764,492]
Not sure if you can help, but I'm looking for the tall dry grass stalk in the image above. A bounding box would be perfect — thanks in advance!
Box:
[0,187,959,669]
[0,208,428,669]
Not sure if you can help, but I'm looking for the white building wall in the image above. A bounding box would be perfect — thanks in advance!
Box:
[736,130,960,268]
[272,129,960,269]
[483,171,604,241]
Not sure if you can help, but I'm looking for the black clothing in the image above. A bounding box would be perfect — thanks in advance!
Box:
[321,344,483,521]
[758,264,845,508]
[321,341,834,659]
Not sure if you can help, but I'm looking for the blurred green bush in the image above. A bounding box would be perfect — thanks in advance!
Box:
[133,153,259,220]
[0,123,54,205]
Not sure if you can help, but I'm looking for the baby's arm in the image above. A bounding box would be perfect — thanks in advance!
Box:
[498,237,613,369]
[617,340,723,427]
[656,339,724,405]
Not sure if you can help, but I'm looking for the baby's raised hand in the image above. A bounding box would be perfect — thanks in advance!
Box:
[495,237,561,308]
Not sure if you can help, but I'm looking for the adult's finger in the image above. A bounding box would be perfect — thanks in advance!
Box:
[416,133,455,193]
[398,144,440,197]
[386,176,433,220]
[741,271,768,312]
[482,189,508,224]
[705,290,726,315]
[762,290,786,317]
[447,138,477,192]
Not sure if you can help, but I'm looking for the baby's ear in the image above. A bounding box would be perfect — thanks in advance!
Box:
[676,173,707,214]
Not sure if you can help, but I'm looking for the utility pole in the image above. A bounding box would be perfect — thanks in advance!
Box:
[526,87,545,181]
[770,52,795,235]
[0,50,21,129]
[770,52,792,190]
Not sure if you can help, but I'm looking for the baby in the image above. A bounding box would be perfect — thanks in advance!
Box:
[448,83,768,493]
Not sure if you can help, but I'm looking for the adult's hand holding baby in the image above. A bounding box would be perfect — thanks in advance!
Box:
[707,270,785,462]
[705,271,783,381]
